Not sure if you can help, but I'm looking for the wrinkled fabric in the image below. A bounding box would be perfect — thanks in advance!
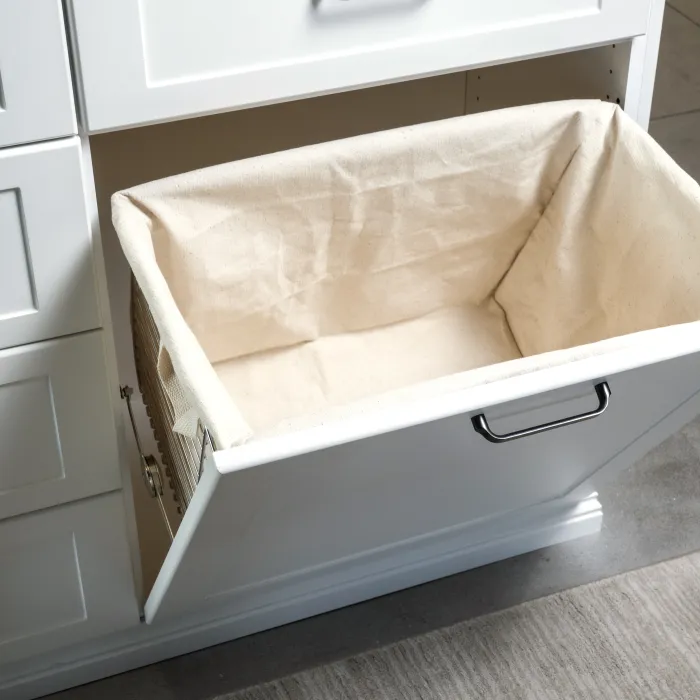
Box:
[112,101,700,448]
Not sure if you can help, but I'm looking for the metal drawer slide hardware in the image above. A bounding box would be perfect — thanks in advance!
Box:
[120,385,176,540]
[472,381,611,444]
[199,426,214,482]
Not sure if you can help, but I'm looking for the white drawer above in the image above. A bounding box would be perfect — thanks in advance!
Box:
[68,0,651,131]
[0,331,122,521]
[0,0,77,147]
[0,138,101,350]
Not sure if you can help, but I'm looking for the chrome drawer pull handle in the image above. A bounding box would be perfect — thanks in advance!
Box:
[472,382,611,444]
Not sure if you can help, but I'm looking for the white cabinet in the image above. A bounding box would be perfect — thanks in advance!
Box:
[0,0,676,696]
[0,493,139,665]
[0,0,76,147]
[68,0,651,131]
[0,332,122,520]
[0,139,101,350]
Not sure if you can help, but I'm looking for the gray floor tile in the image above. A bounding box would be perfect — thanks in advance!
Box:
[670,0,700,26]
[650,110,700,181]
[652,7,700,119]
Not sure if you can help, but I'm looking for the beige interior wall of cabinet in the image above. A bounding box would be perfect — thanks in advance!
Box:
[466,43,631,113]
[89,74,469,596]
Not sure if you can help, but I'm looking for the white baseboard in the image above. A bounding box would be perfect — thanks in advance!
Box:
[0,494,602,700]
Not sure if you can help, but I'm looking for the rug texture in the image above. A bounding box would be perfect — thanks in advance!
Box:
[227,552,700,699]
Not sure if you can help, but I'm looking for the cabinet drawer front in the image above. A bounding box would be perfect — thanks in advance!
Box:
[0,493,139,665]
[0,332,122,520]
[0,139,101,350]
[143,349,700,621]
[0,0,76,147]
[70,0,650,131]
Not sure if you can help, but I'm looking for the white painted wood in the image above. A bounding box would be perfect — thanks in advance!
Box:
[0,0,76,147]
[0,492,601,699]
[76,134,148,610]
[622,0,666,130]
[144,349,700,622]
[68,0,650,132]
[0,332,122,520]
[0,492,139,667]
[0,139,101,350]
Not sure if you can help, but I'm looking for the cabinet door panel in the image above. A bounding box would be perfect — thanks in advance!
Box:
[0,332,122,519]
[0,139,101,350]
[0,494,139,664]
[0,0,76,147]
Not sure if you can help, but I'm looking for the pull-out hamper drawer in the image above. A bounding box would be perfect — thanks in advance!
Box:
[112,101,700,624]
[138,346,700,622]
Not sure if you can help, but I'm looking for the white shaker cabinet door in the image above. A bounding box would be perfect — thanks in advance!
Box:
[0,139,101,350]
[0,332,122,520]
[0,0,76,147]
[0,493,140,665]
[68,0,651,132]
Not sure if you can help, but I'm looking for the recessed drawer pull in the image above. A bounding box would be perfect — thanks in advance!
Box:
[472,382,611,444]
[310,0,428,10]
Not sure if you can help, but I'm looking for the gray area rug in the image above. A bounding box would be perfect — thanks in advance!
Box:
[228,552,700,699]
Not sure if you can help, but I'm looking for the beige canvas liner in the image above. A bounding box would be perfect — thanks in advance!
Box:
[113,100,700,451]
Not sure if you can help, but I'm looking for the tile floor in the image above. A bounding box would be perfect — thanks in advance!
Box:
[650,3,700,170]
[49,5,700,699]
